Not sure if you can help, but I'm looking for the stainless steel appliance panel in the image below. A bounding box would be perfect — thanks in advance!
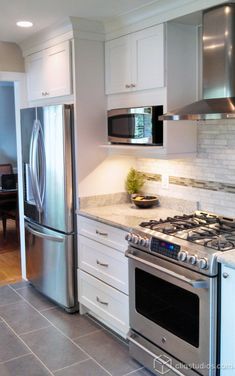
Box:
[127,248,217,376]
[25,220,75,308]
[128,330,199,376]
[21,105,74,233]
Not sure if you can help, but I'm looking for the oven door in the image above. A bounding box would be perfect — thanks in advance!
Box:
[126,247,217,376]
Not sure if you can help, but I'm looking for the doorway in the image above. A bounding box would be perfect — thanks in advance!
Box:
[0,81,21,285]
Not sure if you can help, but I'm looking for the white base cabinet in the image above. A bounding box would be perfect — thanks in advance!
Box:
[220,265,235,375]
[77,215,129,338]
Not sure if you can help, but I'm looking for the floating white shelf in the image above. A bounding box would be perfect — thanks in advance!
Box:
[100,144,196,159]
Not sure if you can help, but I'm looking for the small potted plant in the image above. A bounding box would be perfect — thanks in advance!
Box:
[125,168,145,197]
[125,168,159,208]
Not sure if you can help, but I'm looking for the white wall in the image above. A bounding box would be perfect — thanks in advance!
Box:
[137,120,235,216]
[0,42,24,72]
[0,82,17,167]
[79,155,136,197]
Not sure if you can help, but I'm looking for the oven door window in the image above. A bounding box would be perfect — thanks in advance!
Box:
[135,268,199,347]
[108,114,151,139]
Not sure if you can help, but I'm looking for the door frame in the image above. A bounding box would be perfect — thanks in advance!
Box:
[0,71,28,279]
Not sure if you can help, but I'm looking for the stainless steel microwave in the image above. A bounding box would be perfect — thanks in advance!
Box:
[107,106,163,145]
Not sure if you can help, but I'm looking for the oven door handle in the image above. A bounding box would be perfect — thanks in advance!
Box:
[127,332,186,376]
[125,250,209,289]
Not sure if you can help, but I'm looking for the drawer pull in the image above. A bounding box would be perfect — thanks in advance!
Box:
[96,260,109,267]
[96,296,109,306]
[96,230,108,237]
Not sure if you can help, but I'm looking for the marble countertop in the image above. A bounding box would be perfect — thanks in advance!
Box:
[217,251,235,269]
[77,203,183,231]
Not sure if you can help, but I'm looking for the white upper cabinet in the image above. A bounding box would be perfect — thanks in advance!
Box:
[105,24,164,94]
[25,40,72,101]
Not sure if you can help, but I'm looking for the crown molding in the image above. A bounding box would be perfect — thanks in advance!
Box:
[104,0,229,40]
[20,17,105,56]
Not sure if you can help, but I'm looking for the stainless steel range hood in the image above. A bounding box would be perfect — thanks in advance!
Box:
[160,4,235,121]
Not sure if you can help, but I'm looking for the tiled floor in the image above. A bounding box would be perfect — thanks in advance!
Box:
[0,282,152,376]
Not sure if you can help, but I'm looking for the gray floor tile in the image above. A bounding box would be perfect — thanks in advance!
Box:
[126,367,155,375]
[0,286,22,307]
[0,354,51,376]
[42,308,100,339]
[21,326,89,371]
[54,359,109,376]
[10,280,30,290]
[16,285,55,311]
[0,301,51,335]
[0,322,29,362]
[75,329,140,376]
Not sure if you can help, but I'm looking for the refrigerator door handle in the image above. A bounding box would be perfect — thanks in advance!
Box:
[29,119,45,213]
[25,224,64,243]
[38,123,46,206]
[29,120,40,210]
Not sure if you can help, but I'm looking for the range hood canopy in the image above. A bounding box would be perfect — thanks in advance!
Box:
[160,4,235,121]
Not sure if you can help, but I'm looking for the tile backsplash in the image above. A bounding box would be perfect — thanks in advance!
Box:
[137,120,235,216]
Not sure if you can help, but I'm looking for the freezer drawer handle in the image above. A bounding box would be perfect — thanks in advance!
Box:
[96,296,109,306]
[96,230,108,237]
[96,260,109,267]
[26,224,64,243]
[125,249,209,289]
[127,332,185,376]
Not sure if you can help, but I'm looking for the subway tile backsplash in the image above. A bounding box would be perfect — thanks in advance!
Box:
[137,120,235,216]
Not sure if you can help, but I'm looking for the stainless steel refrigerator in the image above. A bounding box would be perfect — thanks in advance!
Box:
[21,104,77,312]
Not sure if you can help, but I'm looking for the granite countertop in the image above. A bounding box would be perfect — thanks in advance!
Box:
[217,251,235,269]
[77,203,184,231]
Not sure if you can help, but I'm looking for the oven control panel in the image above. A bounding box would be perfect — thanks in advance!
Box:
[125,232,209,271]
[151,238,180,260]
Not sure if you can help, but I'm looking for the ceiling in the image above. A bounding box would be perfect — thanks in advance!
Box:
[0,0,160,44]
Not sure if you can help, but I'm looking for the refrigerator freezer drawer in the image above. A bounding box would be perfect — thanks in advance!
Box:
[25,221,76,309]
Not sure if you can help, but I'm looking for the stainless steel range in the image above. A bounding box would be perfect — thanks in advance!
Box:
[126,211,235,376]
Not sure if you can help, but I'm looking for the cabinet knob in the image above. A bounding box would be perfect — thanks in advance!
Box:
[130,83,136,88]
[223,272,229,279]
[125,84,131,88]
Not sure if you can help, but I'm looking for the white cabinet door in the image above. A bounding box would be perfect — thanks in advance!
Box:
[78,235,128,294]
[25,51,44,101]
[26,40,72,101]
[220,265,235,375]
[78,269,129,337]
[105,35,132,94]
[45,41,72,98]
[132,24,164,91]
[105,24,165,95]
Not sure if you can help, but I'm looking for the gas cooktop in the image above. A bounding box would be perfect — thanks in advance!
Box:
[139,211,235,251]
[126,211,235,276]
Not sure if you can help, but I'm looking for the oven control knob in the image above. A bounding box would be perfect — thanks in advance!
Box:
[188,255,197,265]
[178,251,188,262]
[133,235,140,244]
[125,233,132,242]
[140,237,148,247]
[198,258,208,270]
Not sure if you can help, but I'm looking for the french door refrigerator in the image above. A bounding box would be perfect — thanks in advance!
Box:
[21,104,77,312]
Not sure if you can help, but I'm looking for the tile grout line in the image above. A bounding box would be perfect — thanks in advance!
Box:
[8,285,112,376]
[52,357,93,374]
[122,366,145,376]
[0,317,54,376]
[19,325,52,336]
[71,328,102,341]
[0,352,31,365]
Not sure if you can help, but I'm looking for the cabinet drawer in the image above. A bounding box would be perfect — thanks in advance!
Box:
[77,215,127,252]
[78,235,128,294]
[78,270,129,336]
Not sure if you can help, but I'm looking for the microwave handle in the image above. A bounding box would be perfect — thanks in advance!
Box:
[125,249,209,289]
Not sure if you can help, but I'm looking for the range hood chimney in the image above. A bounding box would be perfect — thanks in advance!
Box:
[160,4,235,121]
